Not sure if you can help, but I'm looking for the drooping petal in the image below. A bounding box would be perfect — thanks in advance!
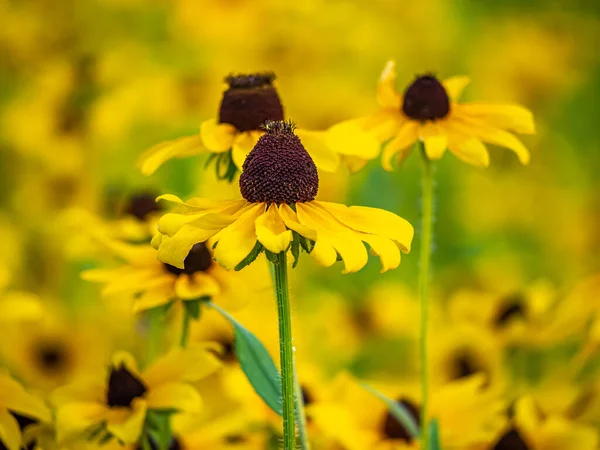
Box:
[448,137,490,167]
[200,119,237,152]
[174,273,221,300]
[156,223,226,269]
[377,60,401,109]
[359,234,402,272]
[278,204,317,241]
[343,155,369,173]
[458,103,535,134]
[381,121,419,171]
[106,400,147,444]
[146,383,203,413]
[295,130,340,173]
[138,134,205,176]
[296,203,368,273]
[143,345,221,385]
[443,76,471,101]
[111,352,141,376]
[158,201,246,237]
[157,194,246,211]
[213,203,266,270]
[55,402,108,443]
[420,122,448,160]
[0,374,51,422]
[132,285,174,313]
[361,111,405,142]
[324,119,381,159]
[231,131,262,170]
[0,407,21,450]
[255,204,293,254]
[313,201,414,253]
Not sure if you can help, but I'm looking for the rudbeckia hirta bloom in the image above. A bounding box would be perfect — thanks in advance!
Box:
[360,61,535,169]
[0,371,51,450]
[152,120,414,274]
[138,73,343,179]
[52,347,221,445]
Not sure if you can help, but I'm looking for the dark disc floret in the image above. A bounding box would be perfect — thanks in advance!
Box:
[402,74,450,122]
[106,364,147,408]
[218,72,284,132]
[163,242,213,276]
[492,428,530,450]
[35,341,68,373]
[239,120,318,204]
[124,192,162,221]
[381,398,421,442]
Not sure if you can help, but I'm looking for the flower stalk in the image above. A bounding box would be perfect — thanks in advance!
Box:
[272,251,297,449]
[180,309,191,348]
[418,142,435,450]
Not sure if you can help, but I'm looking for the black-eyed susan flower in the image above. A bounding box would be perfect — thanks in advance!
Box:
[152,120,414,274]
[52,347,221,445]
[354,61,535,169]
[138,73,344,179]
[0,371,51,450]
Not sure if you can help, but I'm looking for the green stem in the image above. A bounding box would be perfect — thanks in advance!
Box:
[418,145,435,450]
[180,308,191,348]
[273,252,296,450]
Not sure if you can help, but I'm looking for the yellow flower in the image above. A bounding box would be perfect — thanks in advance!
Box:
[359,61,535,169]
[0,371,51,450]
[82,236,229,313]
[138,73,377,178]
[152,121,413,274]
[52,347,221,444]
[491,396,598,450]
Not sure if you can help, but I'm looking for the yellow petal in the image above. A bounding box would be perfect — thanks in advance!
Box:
[310,239,338,268]
[324,119,381,159]
[174,273,221,300]
[255,204,293,254]
[381,121,419,171]
[296,203,368,273]
[458,103,535,134]
[443,76,471,101]
[55,402,108,443]
[146,383,202,413]
[0,374,51,422]
[343,155,369,173]
[231,131,261,170]
[158,210,240,238]
[0,292,43,323]
[449,137,490,167]
[295,130,340,173]
[213,203,266,270]
[541,417,598,450]
[143,345,222,385]
[132,286,174,313]
[0,407,22,450]
[420,123,448,160]
[359,234,401,272]
[377,60,401,109]
[106,400,147,444]
[112,352,141,376]
[137,134,205,176]
[279,204,317,241]
[200,119,237,152]
[361,111,404,142]
[313,201,414,253]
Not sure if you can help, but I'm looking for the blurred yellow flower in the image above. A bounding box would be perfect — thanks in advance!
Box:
[152,121,413,274]
[358,61,535,169]
[52,346,221,444]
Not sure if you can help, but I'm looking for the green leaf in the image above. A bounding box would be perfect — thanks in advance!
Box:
[264,250,280,265]
[429,418,442,450]
[234,241,264,271]
[208,302,282,416]
[290,233,300,268]
[183,296,209,320]
[360,383,420,439]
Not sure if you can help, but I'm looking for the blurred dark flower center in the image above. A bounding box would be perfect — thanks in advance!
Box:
[450,350,485,380]
[106,365,147,408]
[219,72,284,132]
[124,193,162,221]
[494,294,527,328]
[402,75,450,122]
[239,121,318,204]
[163,242,213,276]
[492,428,530,450]
[35,341,69,373]
[381,398,420,442]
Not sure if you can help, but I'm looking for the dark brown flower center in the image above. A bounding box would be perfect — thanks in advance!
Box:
[218,73,284,132]
[163,242,213,276]
[492,428,530,450]
[239,120,318,204]
[494,294,527,328]
[35,341,69,374]
[450,350,484,380]
[402,74,450,122]
[381,398,420,442]
[106,365,147,408]
[124,193,162,221]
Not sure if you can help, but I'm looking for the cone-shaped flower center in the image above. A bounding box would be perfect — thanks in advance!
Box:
[35,341,69,373]
[239,120,318,204]
[402,75,450,121]
[492,428,530,450]
[381,398,421,442]
[494,294,527,328]
[106,365,147,408]
[218,73,284,132]
[125,192,162,221]
[163,242,213,276]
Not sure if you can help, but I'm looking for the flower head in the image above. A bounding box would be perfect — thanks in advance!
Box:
[355,61,535,169]
[152,120,413,273]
